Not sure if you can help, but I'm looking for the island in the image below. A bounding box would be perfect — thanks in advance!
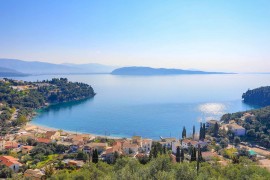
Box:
[242,86,270,106]
[111,66,231,75]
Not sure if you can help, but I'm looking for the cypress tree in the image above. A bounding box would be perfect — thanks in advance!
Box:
[163,146,166,154]
[180,148,184,162]
[199,125,203,140]
[182,126,186,139]
[203,123,206,139]
[92,149,99,163]
[176,146,181,163]
[214,122,219,137]
[190,147,197,162]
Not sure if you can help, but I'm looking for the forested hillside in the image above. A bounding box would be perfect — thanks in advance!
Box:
[0,78,95,134]
[242,86,270,106]
[221,106,270,148]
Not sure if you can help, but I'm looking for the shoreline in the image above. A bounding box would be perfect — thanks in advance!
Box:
[25,122,126,140]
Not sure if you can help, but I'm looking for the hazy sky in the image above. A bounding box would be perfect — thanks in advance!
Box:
[1,0,270,72]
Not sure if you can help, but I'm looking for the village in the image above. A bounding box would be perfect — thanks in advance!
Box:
[1,111,270,179]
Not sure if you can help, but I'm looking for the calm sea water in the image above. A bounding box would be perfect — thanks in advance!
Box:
[13,74,270,139]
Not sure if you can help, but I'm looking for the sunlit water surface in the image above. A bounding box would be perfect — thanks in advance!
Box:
[13,74,269,139]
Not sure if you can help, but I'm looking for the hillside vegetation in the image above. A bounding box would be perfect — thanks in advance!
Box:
[221,106,270,148]
[242,86,270,106]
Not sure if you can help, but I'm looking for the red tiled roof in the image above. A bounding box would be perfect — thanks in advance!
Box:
[0,156,22,167]
[36,138,51,144]
[4,141,18,149]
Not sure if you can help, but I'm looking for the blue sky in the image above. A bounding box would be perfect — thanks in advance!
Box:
[0,0,270,72]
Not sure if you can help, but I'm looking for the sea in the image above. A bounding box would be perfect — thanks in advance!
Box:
[11,73,269,139]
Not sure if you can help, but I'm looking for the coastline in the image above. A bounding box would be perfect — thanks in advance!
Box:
[25,122,125,140]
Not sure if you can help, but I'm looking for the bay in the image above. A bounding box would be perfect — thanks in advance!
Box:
[14,74,269,139]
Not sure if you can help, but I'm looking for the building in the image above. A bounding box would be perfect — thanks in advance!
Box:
[83,145,91,154]
[206,120,219,129]
[88,143,108,153]
[160,137,176,149]
[36,138,51,144]
[21,146,34,154]
[172,141,181,154]
[103,142,122,163]
[24,169,45,180]
[140,139,152,153]
[230,123,246,136]
[45,131,60,140]
[0,156,22,172]
[181,139,198,149]
[4,141,19,150]
[122,141,139,155]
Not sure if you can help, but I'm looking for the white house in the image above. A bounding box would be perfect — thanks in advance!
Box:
[140,139,152,153]
[0,156,22,172]
[122,142,139,155]
[160,138,176,149]
[181,139,198,149]
[230,123,246,136]
[172,141,181,154]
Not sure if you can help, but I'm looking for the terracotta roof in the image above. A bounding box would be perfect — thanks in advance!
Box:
[36,138,51,144]
[122,142,138,149]
[0,156,22,167]
[22,146,34,151]
[45,131,57,138]
[88,143,108,148]
[182,139,198,146]
[4,141,18,149]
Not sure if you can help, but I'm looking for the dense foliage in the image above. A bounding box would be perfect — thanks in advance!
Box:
[242,86,270,106]
[221,106,270,148]
[0,78,95,135]
[49,155,270,180]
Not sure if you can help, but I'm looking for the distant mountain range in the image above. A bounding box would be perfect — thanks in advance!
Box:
[0,59,116,76]
[111,67,232,75]
[0,66,28,77]
[0,59,233,77]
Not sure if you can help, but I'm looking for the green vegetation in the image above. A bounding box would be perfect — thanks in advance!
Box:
[0,78,95,135]
[49,155,270,180]
[221,106,270,148]
[242,86,270,106]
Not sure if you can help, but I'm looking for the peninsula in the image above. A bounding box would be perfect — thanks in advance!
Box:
[111,66,231,75]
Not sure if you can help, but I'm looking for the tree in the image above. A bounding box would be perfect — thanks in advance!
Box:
[92,149,99,163]
[182,126,186,139]
[180,148,184,162]
[220,139,229,148]
[234,136,241,147]
[214,122,219,137]
[190,147,196,162]
[0,166,12,178]
[192,125,195,140]
[202,123,206,139]
[45,165,54,178]
[176,146,181,163]
[163,146,166,154]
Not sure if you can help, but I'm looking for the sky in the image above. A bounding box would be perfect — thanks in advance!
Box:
[0,0,270,72]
